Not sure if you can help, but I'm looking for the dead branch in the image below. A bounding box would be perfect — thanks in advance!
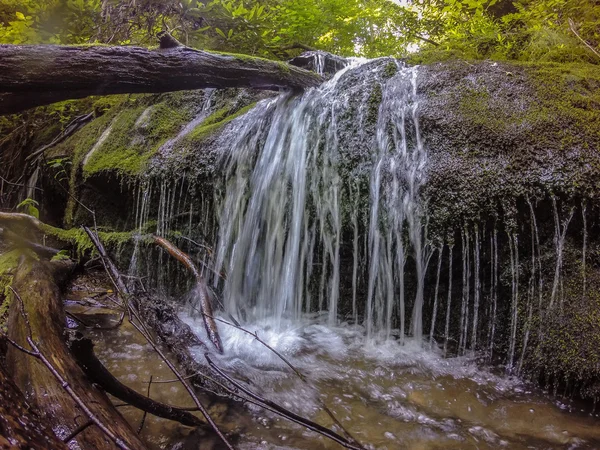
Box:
[0,211,43,230]
[5,284,144,450]
[152,235,223,353]
[0,226,61,258]
[204,354,362,450]
[199,311,362,447]
[83,226,129,295]
[84,227,233,450]
[26,112,95,162]
[0,44,323,115]
[137,375,152,434]
[569,18,600,60]
[128,318,234,449]
[70,337,206,428]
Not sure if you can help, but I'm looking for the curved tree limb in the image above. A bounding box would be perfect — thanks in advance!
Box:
[152,235,223,353]
[70,337,206,428]
[0,44,323,116]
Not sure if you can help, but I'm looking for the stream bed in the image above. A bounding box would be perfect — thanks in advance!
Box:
[68,277,600,450]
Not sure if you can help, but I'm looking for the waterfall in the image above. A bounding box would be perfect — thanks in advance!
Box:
[210,59,430,341]
[443,243,453,356]
[115,54,595,382]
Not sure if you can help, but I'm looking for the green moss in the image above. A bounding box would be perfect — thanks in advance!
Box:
[77,95,197,177]
[366,84,382,125]
[277,60,291,74]
[383,61,398,79]
[40,224,134,258]
[522,62,600,156]
[455,84,512,135]
[529,266,600,399]
[212,50,279,65]
[0,249,37,330]
[186,103,257,145]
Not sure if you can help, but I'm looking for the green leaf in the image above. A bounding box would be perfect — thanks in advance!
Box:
[17,198,39,219]
[215,27,227,39]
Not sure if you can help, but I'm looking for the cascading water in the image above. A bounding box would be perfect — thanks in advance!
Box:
[210,59,431,342]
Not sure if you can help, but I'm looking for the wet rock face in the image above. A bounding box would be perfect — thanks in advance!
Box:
[48,56,600,399]
[417,60,600,234]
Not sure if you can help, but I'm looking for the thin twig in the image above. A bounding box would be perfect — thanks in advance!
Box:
[0,175,43,192]
[200,311,304,381]
[199,311,362,447]
[569,18,600,59]
[137,375,152,434]
[84,227,233,448]
[129,319,233,449]
[205,354,362,450]
[63,421,93,443]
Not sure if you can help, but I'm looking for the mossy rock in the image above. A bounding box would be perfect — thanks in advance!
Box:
[418,60,600,234]
[526,265,600,400]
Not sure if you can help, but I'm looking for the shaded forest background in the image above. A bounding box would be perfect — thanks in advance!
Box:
[0,0,598,64]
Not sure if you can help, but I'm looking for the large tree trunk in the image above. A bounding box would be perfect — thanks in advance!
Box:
[0,44,323,115]
[5,258,147,449]
[0,364,68,449]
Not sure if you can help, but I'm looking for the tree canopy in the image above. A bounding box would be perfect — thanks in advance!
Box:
[0,0,598,63]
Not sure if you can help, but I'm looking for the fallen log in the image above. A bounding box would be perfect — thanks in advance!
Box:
[0,226,61,258]
[152,235,223,353]
[0,43,323,116]
[0,363,68,449]
[5,258,147,449]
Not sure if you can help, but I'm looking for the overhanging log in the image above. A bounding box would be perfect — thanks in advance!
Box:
[0,44,323,115]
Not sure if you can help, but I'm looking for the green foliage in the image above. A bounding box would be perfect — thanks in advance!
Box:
[16,198,39,218]
[0,0,597,64]
[47,157,71,184]
[411,0,599,64]
[50,249,71,261]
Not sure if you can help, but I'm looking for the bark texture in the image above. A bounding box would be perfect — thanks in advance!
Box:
[0,44,323,115]
[5,259,146,449]
[0,364,68,449]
